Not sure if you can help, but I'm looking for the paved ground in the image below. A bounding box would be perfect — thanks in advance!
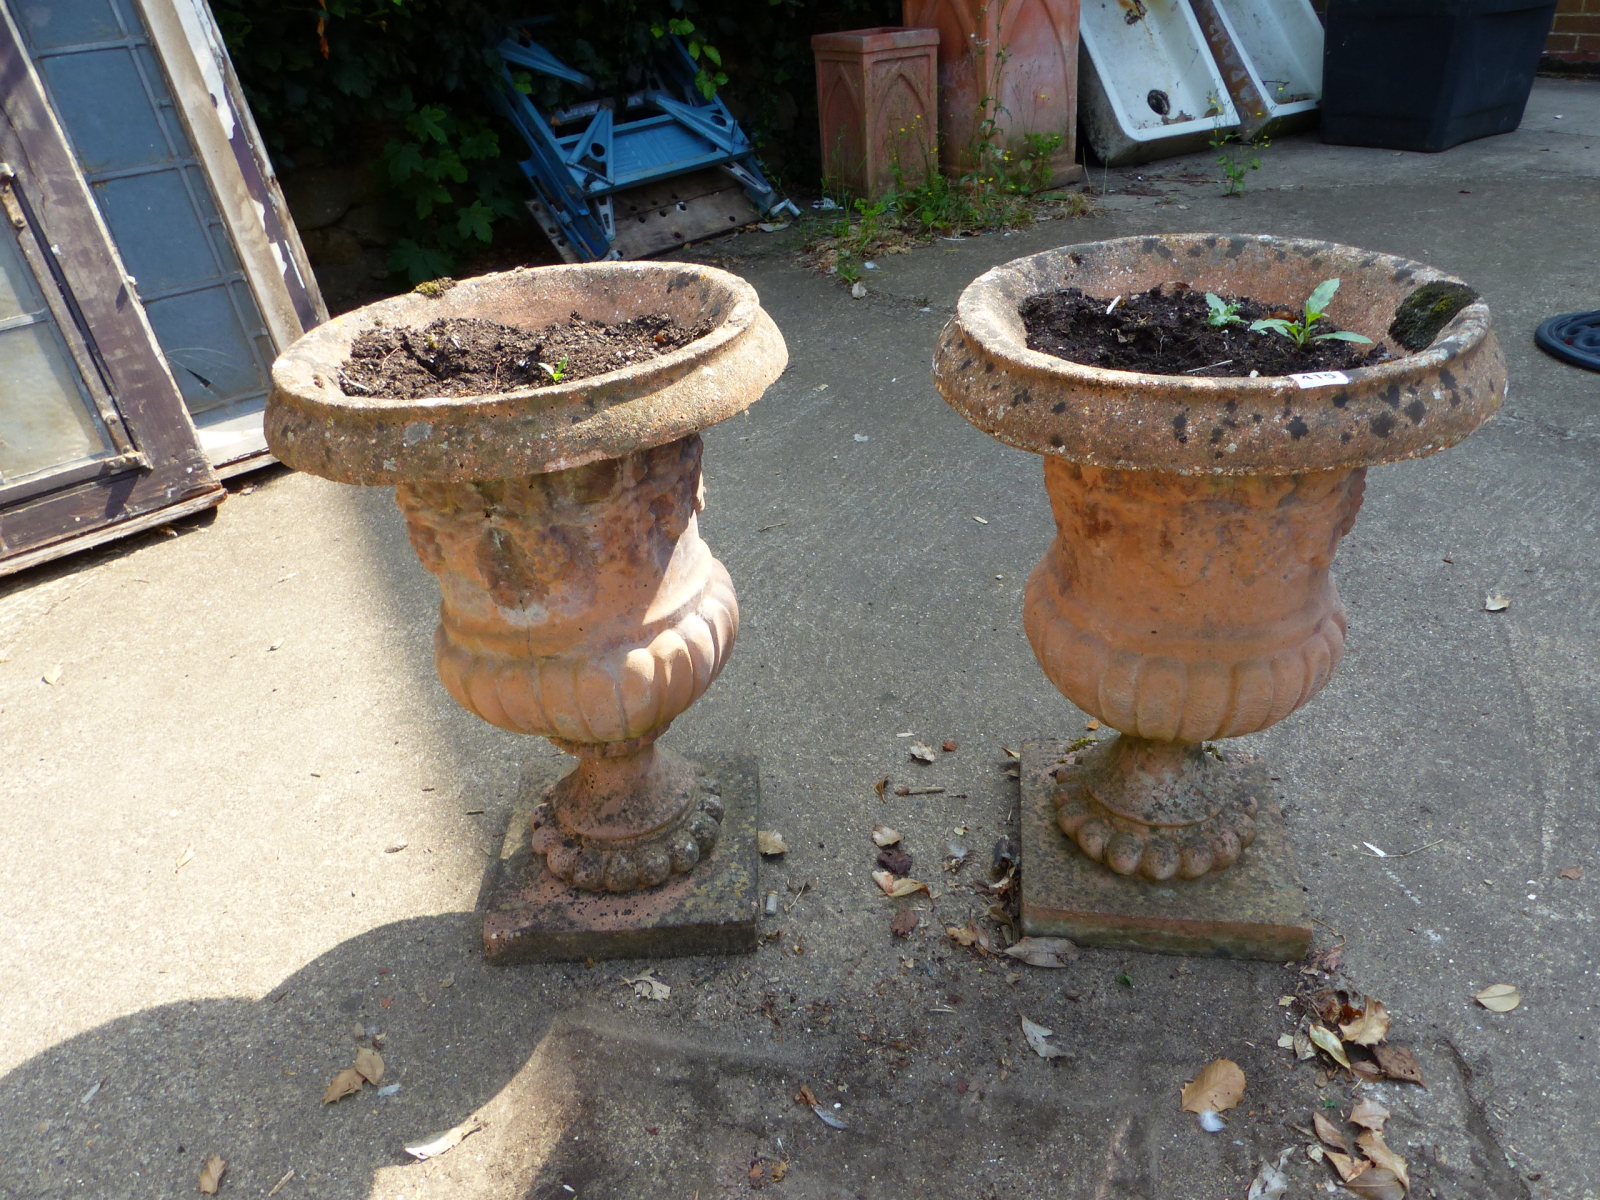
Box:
[2,78,1597,1200]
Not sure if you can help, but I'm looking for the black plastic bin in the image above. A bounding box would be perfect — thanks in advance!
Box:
[1321,0,1558,152]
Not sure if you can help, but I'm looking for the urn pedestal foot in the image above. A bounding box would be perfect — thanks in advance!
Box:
[1021,740,1310,961]
[531,742,725,893]
[1054,735,1261,881]
[482,753,760,964]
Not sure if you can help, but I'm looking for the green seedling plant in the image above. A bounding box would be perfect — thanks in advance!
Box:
[1212,131,1260,196]
[1204,292,1243,327]
[1250,278,1374,349]
[539,356,569,384]
[1207,99,1269,197]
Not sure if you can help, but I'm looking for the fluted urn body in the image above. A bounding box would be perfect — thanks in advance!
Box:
[934,235,1504,881]
[268,263,786,896]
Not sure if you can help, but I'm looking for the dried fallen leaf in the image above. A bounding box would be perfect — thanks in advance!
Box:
[1304,944,1345,975]
[404,1116,486,1161]
[1277,1033,1296,1050]
[770,1161,789,1182]
[1356,1130,1409,1189]
[1324,1150,1369,1185]
[1313,1111,1352,1155]
[795,1085,819,1107]
[1350,1059,1384,1084]
[942,740,958,752]
[757,830,788,856]
[623,970,670,1001]
[1180,1059,1245,1113]
[1246,1148,1292,1200]
[945,920,995,954]
[198,1154,226,1194]
[889,908,920,938]
[874,776,889,800]
[1343,1166,1405,1200]
[323,1067,364,1104]
[1307,1143,1325,1164]
[1308,1024,1351,1068]
[175,845,196,872]
[909,741,936,763]
[813,1103,849,1129]
[1002,937,1079,968]
[1559,866,1583,881]
[1484,593,1509,612]
[1371,1043,1425,1087]
[1348,1099,1390,1132]
[1294,1033,1316,1061]
[1339,999,1390,1046]
[42,664,63,686]
[1474,983,1520,1012]
[871,825,902,847]
[354,1047,384,1085]
[1020,1016,1070,1059]
[877,846,913,875]
[871,869,930,898]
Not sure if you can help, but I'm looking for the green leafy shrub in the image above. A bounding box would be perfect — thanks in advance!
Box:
[218,0,899,281]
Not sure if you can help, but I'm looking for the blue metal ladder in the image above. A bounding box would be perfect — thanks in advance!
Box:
[496,31,789,261]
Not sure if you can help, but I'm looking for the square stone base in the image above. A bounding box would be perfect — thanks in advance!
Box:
[481,752,760,965]
[1020,740,1311,960]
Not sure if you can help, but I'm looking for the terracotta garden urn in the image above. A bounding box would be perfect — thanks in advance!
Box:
[267,262,786,961]
[933,234,1503,955]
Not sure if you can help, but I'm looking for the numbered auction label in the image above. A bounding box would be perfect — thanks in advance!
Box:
[1288,371,1350,389]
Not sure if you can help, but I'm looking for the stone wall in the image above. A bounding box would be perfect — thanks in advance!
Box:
[278,162,397,314]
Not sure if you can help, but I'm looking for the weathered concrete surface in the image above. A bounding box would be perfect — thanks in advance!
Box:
[1,78,1596,1199]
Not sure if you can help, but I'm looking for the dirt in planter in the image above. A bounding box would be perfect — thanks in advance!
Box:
[1020,284,1393,378]
[340,313,712,400]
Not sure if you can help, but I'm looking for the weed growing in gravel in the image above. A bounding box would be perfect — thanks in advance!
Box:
[806,127,1096,288]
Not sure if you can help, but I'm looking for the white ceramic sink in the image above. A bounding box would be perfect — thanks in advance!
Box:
[1078,0,1239,165]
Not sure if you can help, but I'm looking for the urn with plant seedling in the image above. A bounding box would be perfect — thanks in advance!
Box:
[267,263,786,961]
[933,234,1502,956]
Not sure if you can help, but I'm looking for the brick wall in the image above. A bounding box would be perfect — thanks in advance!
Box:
[1547,0,1600,66]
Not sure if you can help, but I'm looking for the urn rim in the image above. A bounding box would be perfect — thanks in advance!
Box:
[934,233,1506,476]
[266,261,787,484]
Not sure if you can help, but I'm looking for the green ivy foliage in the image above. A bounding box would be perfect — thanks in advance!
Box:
[215,0,896,280]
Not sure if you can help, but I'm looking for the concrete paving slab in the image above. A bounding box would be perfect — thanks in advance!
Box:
[2,79,1597,1199]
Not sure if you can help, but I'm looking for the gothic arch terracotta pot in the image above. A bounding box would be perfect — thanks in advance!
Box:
[934,234,1504,882]
[269,263,786,897]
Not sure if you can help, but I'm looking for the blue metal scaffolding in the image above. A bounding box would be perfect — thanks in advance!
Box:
[496,31,790,261]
